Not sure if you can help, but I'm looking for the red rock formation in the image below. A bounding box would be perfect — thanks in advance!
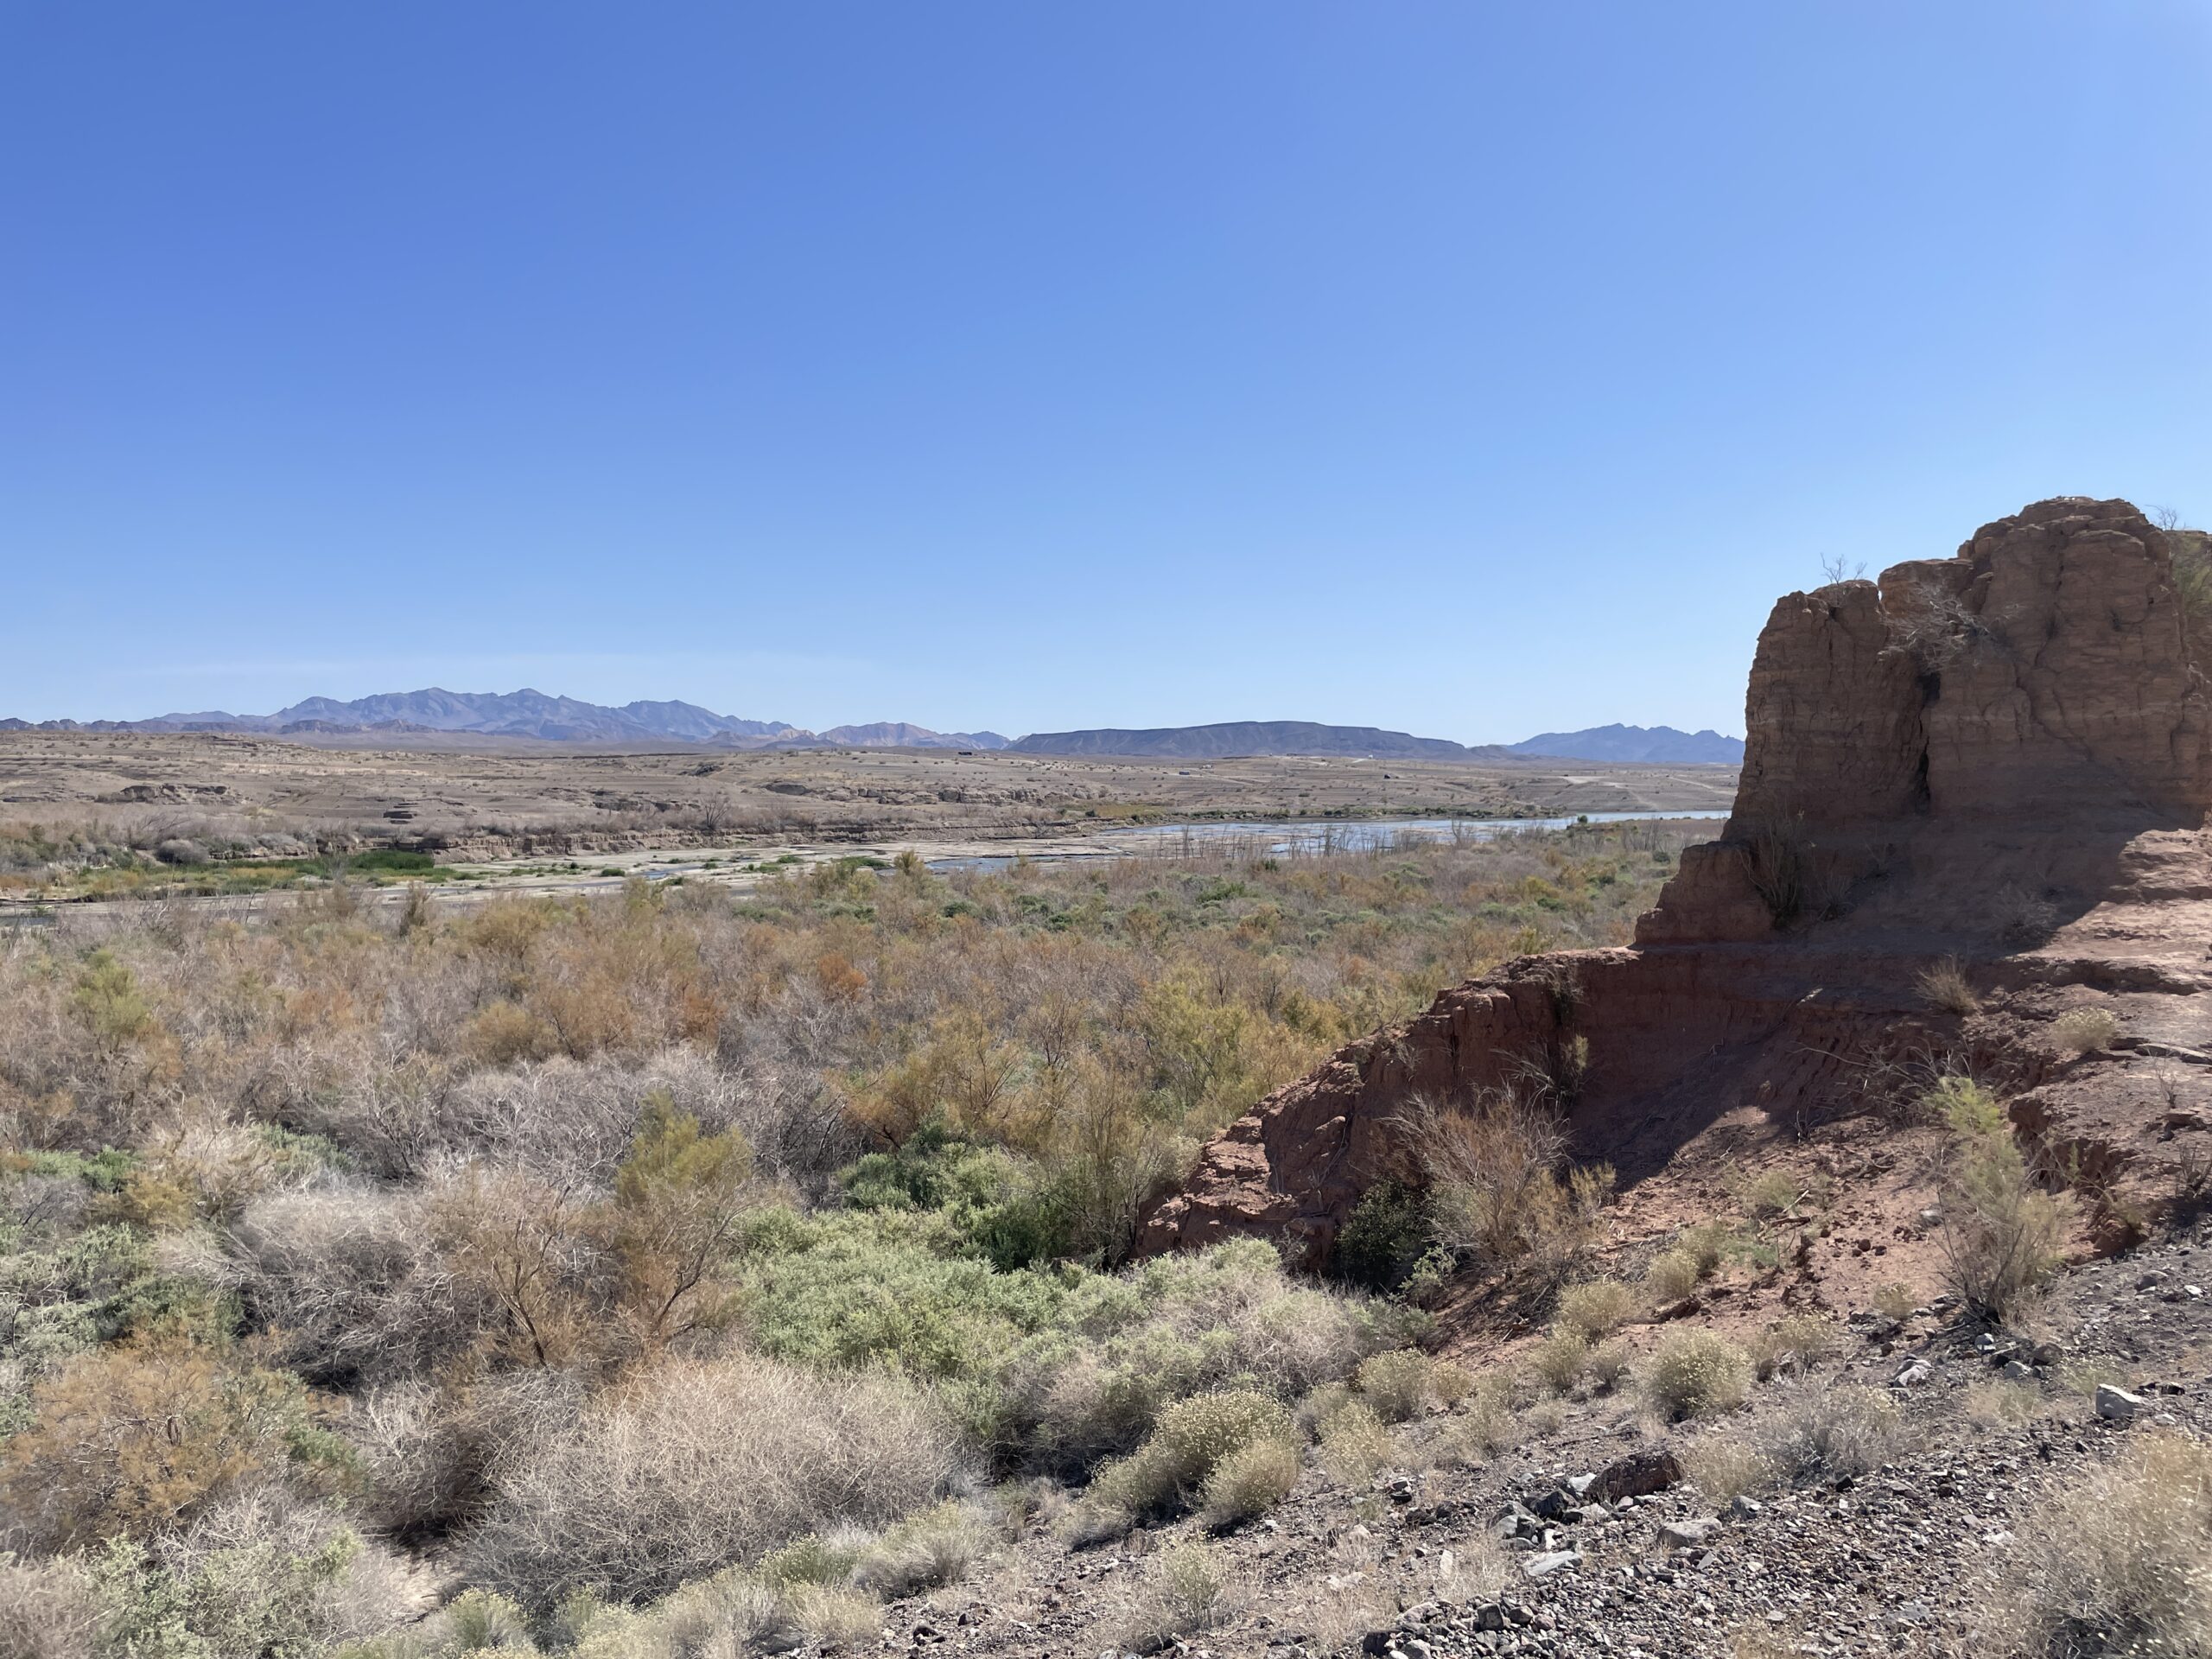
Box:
[1140,499,2212,1265]
[1730,498,2209,835]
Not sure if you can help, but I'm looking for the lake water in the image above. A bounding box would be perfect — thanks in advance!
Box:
[927,809,1729,873]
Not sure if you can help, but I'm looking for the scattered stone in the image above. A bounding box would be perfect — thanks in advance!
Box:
[1522,1550,1580,1580]
[2095,1384,2146,1421]
[1590,1449,1683,1502]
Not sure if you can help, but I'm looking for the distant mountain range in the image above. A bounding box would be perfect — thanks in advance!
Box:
[0,694,1739,765]
[1010,721,1739,763]
[0,689,1007,751]
[1009,722,1518,761]
[1505,724,1745,764]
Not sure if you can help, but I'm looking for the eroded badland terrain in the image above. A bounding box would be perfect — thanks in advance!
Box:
[4,499,2212,1659]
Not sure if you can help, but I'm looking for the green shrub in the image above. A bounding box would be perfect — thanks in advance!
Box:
[1642,1329,1752,1421]
[1932,1079,2071,1319]
[88,1495,410,1659]
[741,1220,1395,1465]
[1333,1180,1431,1290]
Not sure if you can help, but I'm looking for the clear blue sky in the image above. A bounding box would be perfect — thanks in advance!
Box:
[4,3,2208,741]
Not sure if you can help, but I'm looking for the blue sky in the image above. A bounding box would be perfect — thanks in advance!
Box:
[3,3,2208,741]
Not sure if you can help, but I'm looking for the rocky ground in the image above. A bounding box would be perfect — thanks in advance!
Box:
[850,1226,2209,1659]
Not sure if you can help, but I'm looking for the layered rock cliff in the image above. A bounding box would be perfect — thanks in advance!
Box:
[1140,499,2212,1264]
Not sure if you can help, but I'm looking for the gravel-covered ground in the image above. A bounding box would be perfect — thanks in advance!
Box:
[851,1230,2211,1659]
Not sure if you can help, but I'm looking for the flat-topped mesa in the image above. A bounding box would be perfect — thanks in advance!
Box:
[1638,497,2212,944]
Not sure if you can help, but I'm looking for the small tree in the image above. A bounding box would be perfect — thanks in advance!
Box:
[1930,1078,2071,1320]
[1402,1090,1611,1285]
[608,1091,753,1353]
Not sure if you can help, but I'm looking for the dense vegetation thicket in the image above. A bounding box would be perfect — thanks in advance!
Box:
[0,823,1694,1656]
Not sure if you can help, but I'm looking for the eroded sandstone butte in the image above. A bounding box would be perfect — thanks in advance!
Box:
[1141,498,2212,1265]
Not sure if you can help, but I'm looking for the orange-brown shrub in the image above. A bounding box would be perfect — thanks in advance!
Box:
[0,1332,348,1551]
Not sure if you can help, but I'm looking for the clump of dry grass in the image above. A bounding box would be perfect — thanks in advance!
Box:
[1085,1389,1298,1526]
[1118,1543,1233,1652]
[785,1583,882,1649]
[1643,1249,1702,1305]
[1870,1281,1920,1325]
[1917,956,1980,1015]
[461,1357,967,1609]
[1753,1383,1909,1484]
[849,1501,990,1599]
[1746,1313,1839,1380]
[1987,1432,2212,1658]
[1682,1435,1773,1502]
[1420,1370,1522,1466]
[1317,1401,1394,1486]
[1965,1376,2046,1430]
[1686,1382,1909,1500]
[1732,1166,1804,1219]
[1199,1434,1301,1528]
[1529,1330,1590,1395]
[1352,1349,1469,1422]
[1586,1339,1631,1392]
